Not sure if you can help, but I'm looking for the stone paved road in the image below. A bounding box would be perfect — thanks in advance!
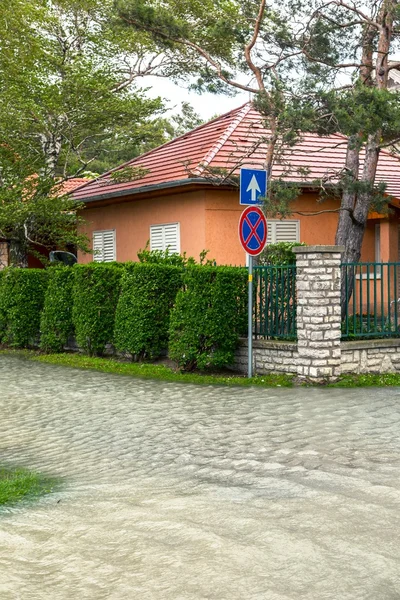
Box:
[0,355,400,599]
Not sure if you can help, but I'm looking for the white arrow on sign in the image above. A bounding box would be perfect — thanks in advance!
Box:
[246,174,261,202]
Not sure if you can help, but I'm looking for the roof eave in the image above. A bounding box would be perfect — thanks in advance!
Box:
[76,177,236,203]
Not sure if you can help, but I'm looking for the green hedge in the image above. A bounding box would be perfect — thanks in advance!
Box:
[40,267,75,353]
[114,263,183,359]
[72,263,123,356]
[169,266,247,370]
[0,268,48,347]
[258,241,306,265]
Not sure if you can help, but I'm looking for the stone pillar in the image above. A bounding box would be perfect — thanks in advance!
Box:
[293,245,344,382]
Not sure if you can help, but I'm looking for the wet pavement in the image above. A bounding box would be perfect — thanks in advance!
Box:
[0,355,400,599]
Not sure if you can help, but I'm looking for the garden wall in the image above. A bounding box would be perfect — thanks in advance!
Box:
[341,339,400,374]
[233,338,400,377]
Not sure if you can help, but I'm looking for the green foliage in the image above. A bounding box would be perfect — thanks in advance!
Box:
[0,163,90,266]
[0,268,48,347]
[72,263,123,356]
[40,267,75,353]
[170,101,204,136]
[137,244,214,266]
[0,0,167,179]
[263,180,302,218]
[169,266,247,370]
[258,242,306,266]
[114,263,182,359]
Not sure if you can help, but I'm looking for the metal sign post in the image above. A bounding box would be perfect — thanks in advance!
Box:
[238,206,267,378]
[248,254,253,378]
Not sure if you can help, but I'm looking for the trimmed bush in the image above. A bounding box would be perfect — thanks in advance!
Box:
[0,268,48,347]
[258,241,306,265]
[0,270,5,337]
[114,263,183,360]
[72,263,123,355]
[40,267,75,352]
[169,266,247,370]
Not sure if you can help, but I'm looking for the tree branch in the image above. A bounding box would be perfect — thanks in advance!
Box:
[244,0,266,91]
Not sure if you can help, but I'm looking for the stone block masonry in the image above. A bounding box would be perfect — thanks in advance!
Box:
[233,339,297,375]
[293,245,344,382]
[341,339,400,374]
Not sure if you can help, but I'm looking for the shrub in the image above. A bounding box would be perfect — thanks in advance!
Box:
[137,244,214,266]
[40,267,75,352]
[0,268,48,347]
[72,263,123,355]
[114,263,183,359]
[258,241,306,265]
[169,266,247,370]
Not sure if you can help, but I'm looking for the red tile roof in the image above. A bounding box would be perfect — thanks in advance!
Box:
[57,177,91,195]
[72,103,400,202]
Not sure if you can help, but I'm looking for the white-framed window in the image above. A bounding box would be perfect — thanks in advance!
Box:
[267,220,300,244]
[150,222,180,253]
[93,229,116,262]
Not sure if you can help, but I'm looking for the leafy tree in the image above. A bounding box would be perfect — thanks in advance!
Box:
[115,0,400,281]
[170,102,204,137]
[0,0,172,179]
[0,0,181,264]
[0,148,90,267]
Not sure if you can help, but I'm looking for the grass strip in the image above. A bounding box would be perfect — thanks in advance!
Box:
[3,349,400,387]
[329,373,400,387]
[0,466,56,507]
[5,350,294,387]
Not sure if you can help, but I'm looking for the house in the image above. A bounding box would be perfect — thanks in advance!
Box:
[73,103,400,266]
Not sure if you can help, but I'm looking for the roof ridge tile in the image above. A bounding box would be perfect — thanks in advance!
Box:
[193,103,252,176]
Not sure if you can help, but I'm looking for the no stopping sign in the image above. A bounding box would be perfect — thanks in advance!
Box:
[238,206,267,256]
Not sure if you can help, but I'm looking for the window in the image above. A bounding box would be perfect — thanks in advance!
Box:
[267,220,300,244]
[93,229,116,262]
[150,222,180,253]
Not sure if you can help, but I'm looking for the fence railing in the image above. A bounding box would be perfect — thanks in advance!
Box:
[341,262,400,339]
[253,265,297,339]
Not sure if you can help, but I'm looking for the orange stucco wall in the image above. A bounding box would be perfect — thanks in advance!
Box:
[78,190,207,264]
[204,189,350,265]
[78,187,396,266]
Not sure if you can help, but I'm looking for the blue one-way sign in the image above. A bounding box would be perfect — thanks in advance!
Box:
[240,168,267,206]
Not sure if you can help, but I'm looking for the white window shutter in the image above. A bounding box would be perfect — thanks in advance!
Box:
[150,225,164,251]
[93,230,116,262]
[164,223,179,253]
[102,230,116,262]
[150,223,180,253]
[267,222,273,244]
[274,221,299,242]
[93,231,104,262]
[266,220,299,244]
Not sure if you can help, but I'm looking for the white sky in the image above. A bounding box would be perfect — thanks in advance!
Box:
[141,75,250,121]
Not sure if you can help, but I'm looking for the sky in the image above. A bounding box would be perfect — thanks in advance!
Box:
[142,75,250,121]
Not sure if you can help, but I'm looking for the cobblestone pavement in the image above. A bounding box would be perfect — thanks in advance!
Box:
[0,355,400,599]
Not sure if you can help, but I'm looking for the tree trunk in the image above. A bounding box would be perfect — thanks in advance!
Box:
[39,129,63,177]
[9,240,28,268]
[335,0,396,317]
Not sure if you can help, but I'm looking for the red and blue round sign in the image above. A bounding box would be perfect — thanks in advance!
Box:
[238,206,267,256]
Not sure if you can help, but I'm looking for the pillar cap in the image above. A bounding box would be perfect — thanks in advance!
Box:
[293,245,345,254]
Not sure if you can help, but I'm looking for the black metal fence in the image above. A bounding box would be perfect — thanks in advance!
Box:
[253,265,297,339]
[341,262,400,339]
